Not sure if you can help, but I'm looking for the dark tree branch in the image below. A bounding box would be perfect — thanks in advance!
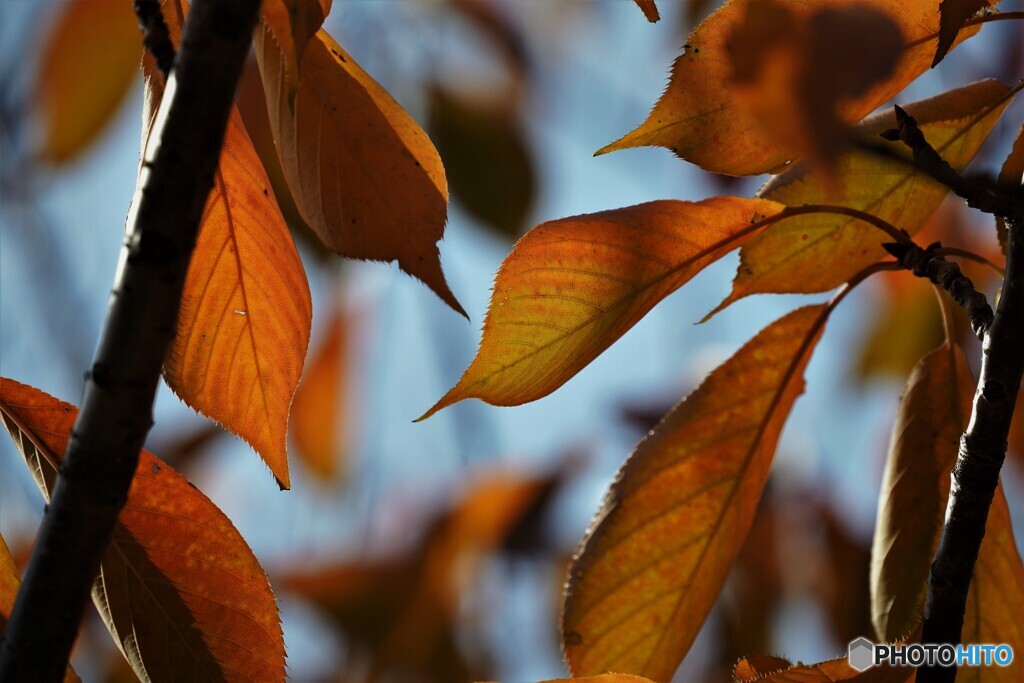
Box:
[0,0,261,679]
[883,239,994,339]
[912,131,1024,680]
[879,105,1021,218]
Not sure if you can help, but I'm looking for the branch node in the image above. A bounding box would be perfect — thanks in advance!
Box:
[892,240,994,339]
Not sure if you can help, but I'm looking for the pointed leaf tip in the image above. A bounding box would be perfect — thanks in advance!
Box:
[563,305,830,678]
[256,28,464,316]
[428,197,785,414]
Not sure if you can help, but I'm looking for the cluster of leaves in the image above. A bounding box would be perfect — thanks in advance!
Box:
[2,0,1023,681]
[418,0,1024,681]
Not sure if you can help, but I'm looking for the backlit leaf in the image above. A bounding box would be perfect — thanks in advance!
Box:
[161,107,312,490]
[562,305,828,680]
[870,342,1024,681]
[598,0,984,176]
[33,0,141,163]
[290,306,350,482]
[852,276,944,385]
[708,79,1014,317]
[935,0,992,67]
[739,656,913,682]
[734,655,792,681]
[0,533,80,683]
[255,26,465,316]
[0,533,16,620]
[419,197,784,419]
[260,0,331,102]
[535,677,658,683]
[144,1,312,490]
[725,2,903,167]
[870,342,975,641]
[961,487,1024,683]
[0,378,284,682]
[633,0,660,22]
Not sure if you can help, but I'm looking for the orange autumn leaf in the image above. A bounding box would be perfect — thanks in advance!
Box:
[725,2,903,167]
[738,656,913,682]
[0,378,284,682]
[260,0,331,102]
[161,107,312,490]
[562,305,828,680]
[707,79,1014,318]
[420,197,784,419]
[870,342,975,641]
[144,0,312,489]
[290,306,350,481]
[633,0,660,22]
[32,0,141,163]
[597,0,983,176]
[254,26,465,316]
[734,655,793,681]
[533,677,658,683]
[0,533,80,683]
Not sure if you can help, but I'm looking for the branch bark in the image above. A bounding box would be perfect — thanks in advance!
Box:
[916,187,1024,681]
[0,0,260,679]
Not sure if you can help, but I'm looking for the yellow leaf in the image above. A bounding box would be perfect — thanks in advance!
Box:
[708,79,1014,318]
[145,0,313,489]
[33,0,141,163]
[562,305,828,680]
[420,197,784,419]
[0,378,284,682]
[598,0,983,176]
[255,26,465,316]
[633,0,660,22]
[290,306,350,482]
[870,342,975,641]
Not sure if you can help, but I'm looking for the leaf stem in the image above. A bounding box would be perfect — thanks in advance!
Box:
[0,0,262,678]
[766,204,910,244]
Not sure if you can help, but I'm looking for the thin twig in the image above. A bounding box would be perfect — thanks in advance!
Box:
[879,105,1020,218]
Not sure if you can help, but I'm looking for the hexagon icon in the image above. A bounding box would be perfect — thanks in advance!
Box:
[848,637,875,671]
